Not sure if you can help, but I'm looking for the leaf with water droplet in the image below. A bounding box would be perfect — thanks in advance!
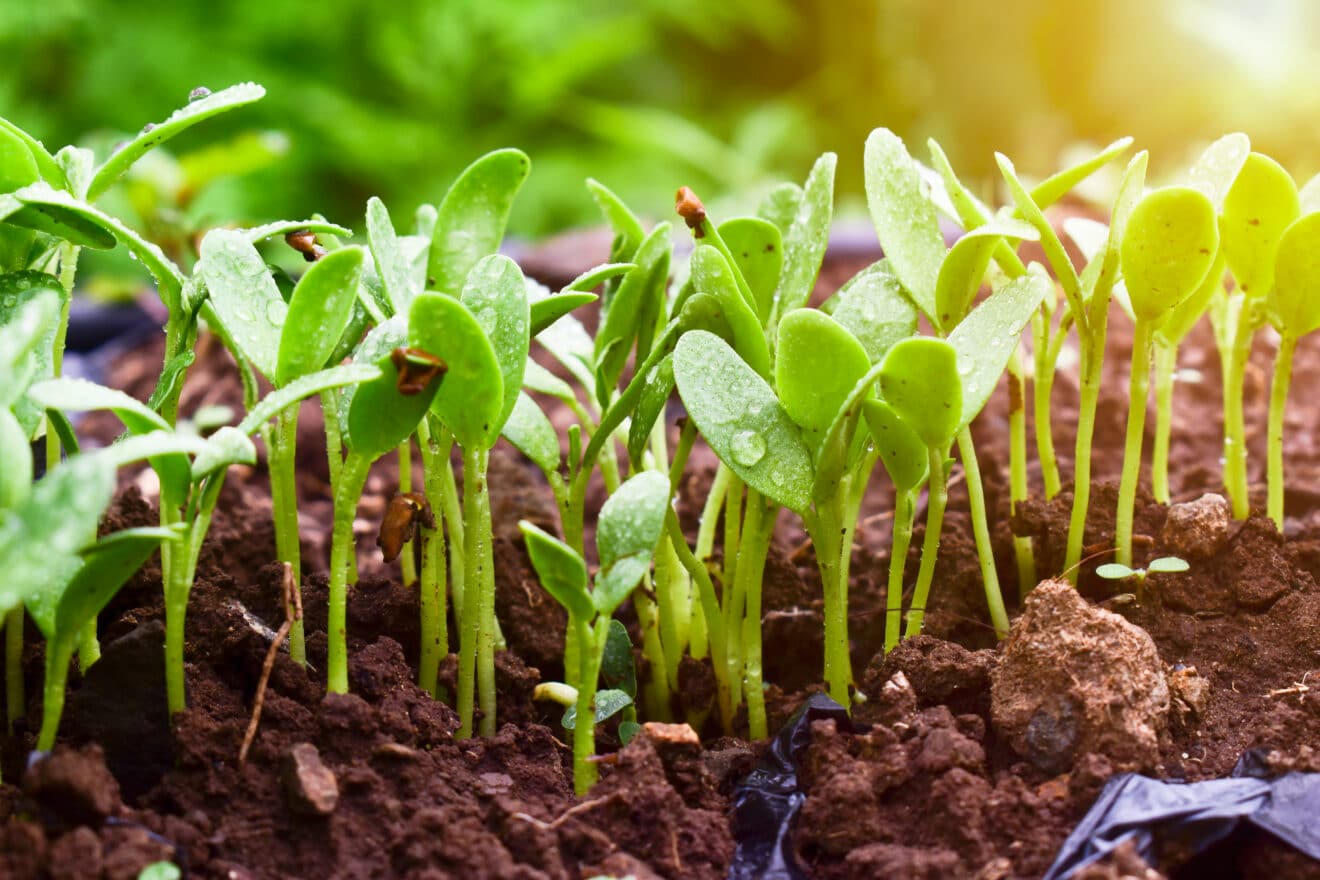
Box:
[429,149,530,296]
[276,246,363,386]
[827,261,919,364]
[673,330,813,513]
[934,217,1038,331]
[626,353,674,469]
[688,245,770,380]
[758,182,803,238]
[410,291,504,450]
[502,392,560,478]
[948,268,1051,430]
[561,688,633,730]
[879,337,961,449]
[594,470,669,616]
[366,197,416,316]
[1219,152,1298,297]
[1186,133,1250,211]
[594,223,670,392]
[861,398,928,492]
[1122,187,1220,322]
[777,152,837,317]
[200,228,284,380]
[776,309,871,444]
[718,216,782,324]
[1268,211,1320,337]
[864,129,943,319]
[461,255,528,438]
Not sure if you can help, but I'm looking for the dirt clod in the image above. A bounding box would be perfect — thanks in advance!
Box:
[992,580,1169,773]
[282,742,339,815]
[24,746,120,828]
[1160,492,1232,558]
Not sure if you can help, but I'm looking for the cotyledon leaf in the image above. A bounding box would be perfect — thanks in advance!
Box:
[627,353,674,468]
[934,217,1039,330]
[594,470,670,617]
[276,246,364,387]
[776,309,871,440]
[191,426,257,481]
[346,349,443,460]
[775,152,836,317]
[861,398,929,493]
[673,330,812,513]
[531,292,597,338]
[1269,212,1320,337]
[26,377,169,435]
[87,83,266,201]
[758,182,803,238]
[561,688,633,730]
[688,245,769,380]
[719,217,782,324]
[879,337,962,449]
[1121,186,1220,322]
[199,228,285,380]
[410,291,504,450]
[0,274,66,429]
[0,289,59,384]
[1219,152,1298,297]
[366,196,417,315]
[503,393,561,477]
[0,123,40,193]
[519,522,592,622]
[827,261,919,364]
[461,254,529,436]
[864,129,944,318]
[947,268,1052,431]
[594,223,670,390]
[429,148,530,296]
[587,179,645,263]
[0,115,65,188]
[239,219,353,246]
[1186,133,1251,211]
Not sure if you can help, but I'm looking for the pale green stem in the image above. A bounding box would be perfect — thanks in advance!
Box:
[905,446,950,640]
[457,445,496,739]
[326,454,372,695]
[885,490,917,654]
[36,643,74,751]
[633,582,670,720]
[165,502,214,715]
[1267,334,1297,531]
[1008,348,1036,595]
[415,425,449,696]
[1065,328,1106,579]
[76,623,100,670]
[1115,321,1153,568]
[737,490,775,740]
[321,390,358,584]
[571,618,608,795]
[1151,340,1178,505]
[270,405,305,665]
[665,509,731,733]
[5,608,24,731]
[1032,311,1062,498]
[1223,317,1254,519]
[721,477,744,723]
[654,537,688,694]
[956,428,1009,638]
[398,439,417,586]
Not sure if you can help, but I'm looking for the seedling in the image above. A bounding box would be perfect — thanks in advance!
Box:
[1114,187,1218,566]
[1096,556,1190,603]
[520,469,668,793]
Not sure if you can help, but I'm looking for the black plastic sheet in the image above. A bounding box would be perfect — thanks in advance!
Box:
[1045,751,1320,878]
[728,693,853,880]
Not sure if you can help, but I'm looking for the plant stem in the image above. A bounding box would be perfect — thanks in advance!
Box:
[737,490,775,740]
[1151,340,1178,505]
[1267,333,1297,531]
[654,536,688,694]
[326,454,372,695]
[36,643,74,751]
[1007,348,1036,595]
[457,445,496,739]
[270,405,305,665]
[416,425,449,696]
[320,390,358,584]
[721,476,744,723]
[398,439,416,586]
[956,428,1009,638]
[885,490,916,654]
[165,500,214,715]
[634,582,670,720]
[1223,314,1255,519]
[5,608,23,731]
[571,618,607,795]
[1032,312,1062,499]
[76,623,100,670]
[1115,321,1153,568]
[905,446,950,640]
[665,508,731,732]
[1065,328,1106,579]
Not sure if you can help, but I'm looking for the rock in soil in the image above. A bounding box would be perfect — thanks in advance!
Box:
[23,745,121,828]
[282,742,339,815]
[1160,492,1232,559]
[991,579,1169,773]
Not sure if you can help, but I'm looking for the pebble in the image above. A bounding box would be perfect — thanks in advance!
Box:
[1161,493,1232,558]
[282,743,339,816]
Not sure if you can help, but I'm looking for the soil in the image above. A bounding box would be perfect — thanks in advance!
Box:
[3,238,1320,879]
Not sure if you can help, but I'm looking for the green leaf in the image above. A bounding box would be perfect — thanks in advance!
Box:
[1121,186,1220,322]
[600,619,636,697]
[758,182,804,238]
[409,292,503,450]
[199,228,285,380]
[502,393,560,477]
[996,154,1082,314]
[566,262,635,293]
[0,123,40,192]
[0,409,31,509]
[861,399,928,492]
[366,197,417,316]
[519,521,592,621]
[1095,563,1135,580]
[191,426,256,481]
[346,351,441,460]
[0,116,66,189]
[1220,152,1299,297]
[239,219,353,246]
[461,255,529,436]
[1147,556,1190,574]
[775,152,836,316]
[879,337,961,448]
[947,268,1053,430]
[1187,133,1251,211]
[136,862,182,880]
[33,527,180,643]
[776,309,871,440]
[587,178,645,263]
[87,82,265,201]
[429,148,530,296]
[1268,212,1320,337]
[934,218,1039,330]
[618,720,641,744]
[0,274,67,429]
[0,454,115,615]
[688,245,770,380]
[26,377,169,435]
[718,217,782,323]
[276,246,364,386]
[594,223,671,390]
[1158,253,1224,345]
[531,292,597,338]
[594,470,670,616]
[94,431,214,472]
[827,262,919,364]
[864,129,944,318]
[1028,137,1134,210]
[627,354,674,468]
[528,281,596,393]
[561,688,633,730]
[673,330,813,513]
[522,359,577,404]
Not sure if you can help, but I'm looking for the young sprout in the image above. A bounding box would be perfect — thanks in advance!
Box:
[519,470,668,793]
[1096,556,1190,603]
[1215,152,1299,519]
[1264,211,1320,529]
[1114,187,1219,567]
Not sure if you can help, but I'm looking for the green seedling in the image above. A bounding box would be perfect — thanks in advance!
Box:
[1214,151,1300,519]
[1264,211,1320,529]
[1114,187,1219,567]
[1096,556,1190,603]
[520,469,668,793]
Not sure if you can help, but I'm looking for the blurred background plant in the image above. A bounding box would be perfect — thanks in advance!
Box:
[4,0,1320,296]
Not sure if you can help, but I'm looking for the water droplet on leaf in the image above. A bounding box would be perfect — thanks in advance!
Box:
[731,430,766,467]
[188,87,211,103]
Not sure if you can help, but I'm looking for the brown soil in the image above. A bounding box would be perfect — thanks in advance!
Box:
[2,244,1319,879]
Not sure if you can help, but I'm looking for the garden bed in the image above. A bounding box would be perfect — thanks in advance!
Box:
[2,243,1320,880]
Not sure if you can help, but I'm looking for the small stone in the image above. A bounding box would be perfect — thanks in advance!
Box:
[282,743,339,816]
[477,772,514,796]
[1167,665,1211,725]
[639,721,699,747]
[1161,493,1231,558]
[991,580,1169,773]
[867,671,918,727]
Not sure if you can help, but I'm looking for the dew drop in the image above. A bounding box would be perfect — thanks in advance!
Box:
[235,307,256,323]
[265,301,285,326]
[730,430,766,467]
[957,354,975,376]
[188,86,212,103]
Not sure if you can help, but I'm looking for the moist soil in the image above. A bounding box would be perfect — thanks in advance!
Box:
[3,241,1320,879]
